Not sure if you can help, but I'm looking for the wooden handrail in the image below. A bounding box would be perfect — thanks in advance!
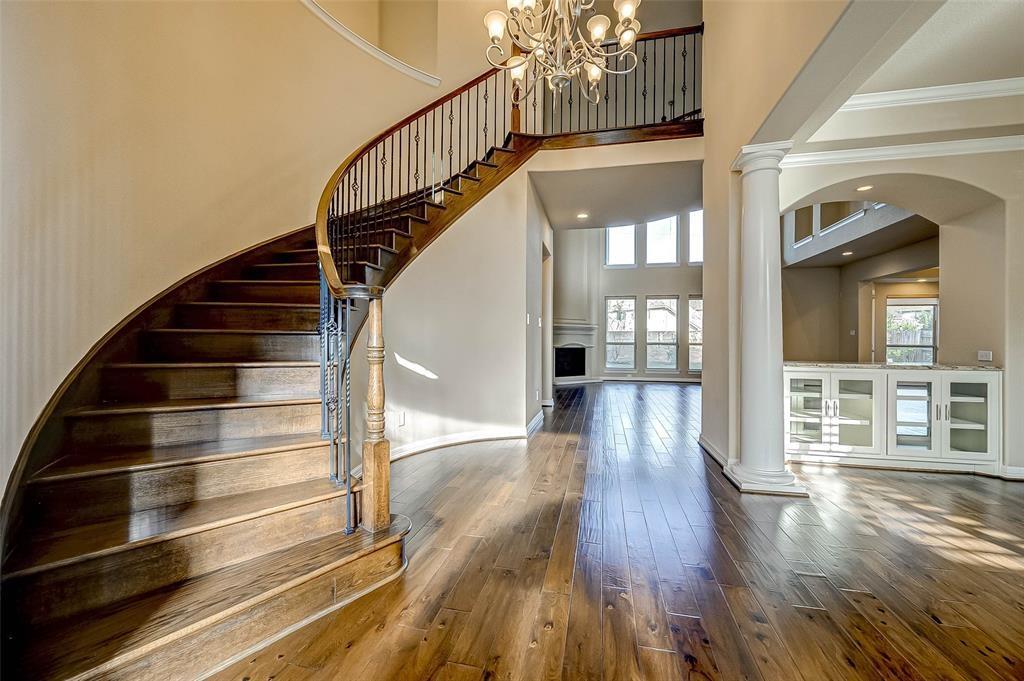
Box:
[315,22,704,299]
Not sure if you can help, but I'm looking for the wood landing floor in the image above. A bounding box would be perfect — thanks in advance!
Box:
[214,383,1024,681]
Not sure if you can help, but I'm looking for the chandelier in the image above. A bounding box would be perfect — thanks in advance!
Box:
[483,0,641,103]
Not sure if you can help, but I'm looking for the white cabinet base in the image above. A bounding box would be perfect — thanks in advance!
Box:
[787,452,1001,477]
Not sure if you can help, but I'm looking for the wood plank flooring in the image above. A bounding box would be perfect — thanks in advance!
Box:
[213,383,1024,681]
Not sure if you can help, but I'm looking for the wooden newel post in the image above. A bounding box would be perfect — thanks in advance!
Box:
[361,297,391,531]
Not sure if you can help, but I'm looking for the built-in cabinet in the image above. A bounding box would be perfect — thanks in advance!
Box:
[785,364,1001,471]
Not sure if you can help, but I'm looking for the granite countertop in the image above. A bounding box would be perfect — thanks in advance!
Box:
[784,361,1002,371]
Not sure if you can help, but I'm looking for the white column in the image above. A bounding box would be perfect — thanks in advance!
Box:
[724,141,808,496]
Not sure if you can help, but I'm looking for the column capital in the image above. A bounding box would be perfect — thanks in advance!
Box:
[731,140,793,174]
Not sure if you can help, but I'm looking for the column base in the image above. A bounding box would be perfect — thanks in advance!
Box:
[723,462,808,497]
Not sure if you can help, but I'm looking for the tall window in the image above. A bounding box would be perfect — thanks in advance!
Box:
[646,216,678,265]
[605,225,636,267]
[688,210,704,264]
[605,298,636,369]
[886,298,937,365]
[646,297,678,369]
[688,296,703,372]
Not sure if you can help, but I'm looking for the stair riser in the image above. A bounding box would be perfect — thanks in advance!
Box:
[88,542,403,681]
[210,282,318,303]
[271,250,318,263]
[101,365,319,402]
[447,175,481,192]
[143,332,319,362]
[175,304,318,330]
[8,494,351,627]
[342,263,384,287]
[246,263,318,280]
[69,403,320,448]
[27,445,330,530]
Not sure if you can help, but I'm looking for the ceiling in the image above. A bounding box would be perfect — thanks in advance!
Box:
[874,266,940,283]
[788,214,939,268]
[857,1,1024,93]
[530,161,702,230]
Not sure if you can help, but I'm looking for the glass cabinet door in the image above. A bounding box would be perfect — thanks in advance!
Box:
[941,374,998,459]
[887,375,940,457]
[785,375,828,452]
[830,373,885,455]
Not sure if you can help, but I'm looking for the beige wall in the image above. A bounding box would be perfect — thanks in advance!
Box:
[0,0,497,496]
[323,0,381,44]
[700,0,849,462]
[781,267,840,361]
[938,201,1006,367]
[380,0,439,73]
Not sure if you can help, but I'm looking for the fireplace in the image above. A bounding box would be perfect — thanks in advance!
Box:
[555,346,586,378]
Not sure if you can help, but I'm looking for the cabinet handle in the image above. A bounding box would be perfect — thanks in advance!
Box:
[935,404,940,421]
[945,404,949,421]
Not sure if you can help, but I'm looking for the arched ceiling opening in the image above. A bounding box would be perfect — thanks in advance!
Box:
[782,172,1003,225]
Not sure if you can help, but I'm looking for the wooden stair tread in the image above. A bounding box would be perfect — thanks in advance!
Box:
[32,433,329,483]
[147,328,317,335]
[14,516,410,680]
[4,479,353,577]
[105,361,319,369]
[215,279,316,285]
[68,395,320,418]
[180,301,318,308]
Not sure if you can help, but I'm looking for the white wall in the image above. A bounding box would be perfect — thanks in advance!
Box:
[700,0,849,463]
[349,137,703,459]
[553,222,703,382]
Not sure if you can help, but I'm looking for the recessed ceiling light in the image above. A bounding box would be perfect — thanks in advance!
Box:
[576,212,589,220]
[842,251,854,256]
[856,185,873,192]
[917,278,927,282]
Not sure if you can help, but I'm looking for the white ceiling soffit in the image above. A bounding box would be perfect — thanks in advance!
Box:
[857,1,1024,94]
[529,161,703,230]
[782,135,1024,168]
[840,78,1024,111]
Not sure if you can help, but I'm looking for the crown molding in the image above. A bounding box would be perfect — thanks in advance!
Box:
[300,0,442,87]
[840,77,1024,112]
[781,135,1024,168]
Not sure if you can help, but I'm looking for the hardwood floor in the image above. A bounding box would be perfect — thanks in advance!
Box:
[213,382,1024,681]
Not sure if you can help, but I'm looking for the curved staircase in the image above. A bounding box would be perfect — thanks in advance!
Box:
[2,23,703,680]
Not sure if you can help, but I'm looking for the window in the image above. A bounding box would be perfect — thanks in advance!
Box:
[645,216,678,265]
[688,296,703,372]
[605,225,636,266]
[646,297,678,369]
[886,298,937,365]
[688,210,704,264]
[605,298,635,369]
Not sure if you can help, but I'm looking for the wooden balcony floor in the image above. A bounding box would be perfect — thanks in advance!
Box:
[213,382,1024,681]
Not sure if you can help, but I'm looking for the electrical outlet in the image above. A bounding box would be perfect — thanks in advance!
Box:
[978,350,993,362]
[535,389,540,400]
[526,313,531,326]
[849,329,856,336]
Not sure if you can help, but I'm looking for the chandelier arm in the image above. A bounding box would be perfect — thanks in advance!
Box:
[600,50,638,75]
[512,71,543,104]
[575,70,601,105]
[506,14,549,50]
[486,42,512,69]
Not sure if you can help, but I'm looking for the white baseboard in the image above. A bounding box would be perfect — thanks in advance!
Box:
[555,376,702,386]
[527,409,544,435]
[553,377,602,386]
[787,452,1024,480]
[389,427,528,463]
[697,434,728,467]
[601,375,701,384]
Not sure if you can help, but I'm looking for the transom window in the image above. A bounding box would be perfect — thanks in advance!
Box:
[605,297,636,369]
[605,225,636,267]
[886,297,937,365]
[688,296,703,373]
[646,297,678,370]
[645,216,678,265]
